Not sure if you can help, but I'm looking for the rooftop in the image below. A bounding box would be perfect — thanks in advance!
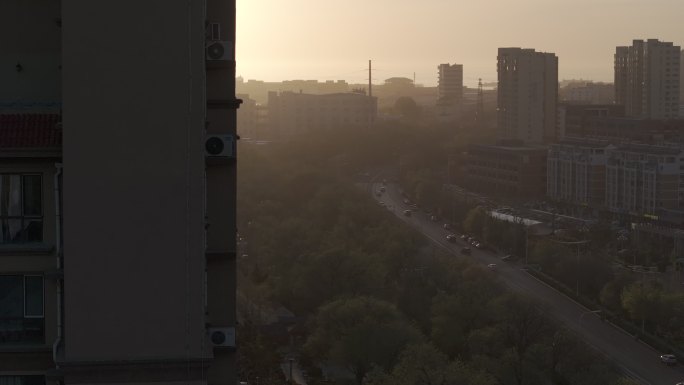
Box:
[0,113,62,151]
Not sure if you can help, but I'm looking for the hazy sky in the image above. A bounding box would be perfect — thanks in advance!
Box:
[236,0,683,87]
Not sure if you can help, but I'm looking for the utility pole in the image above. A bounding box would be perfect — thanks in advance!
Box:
[476,78,484,122]
[368,59,373,128]
[368,60,372,98]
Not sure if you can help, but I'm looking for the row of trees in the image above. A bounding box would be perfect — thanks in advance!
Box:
[237,131,636,385]
[457,204,684,349]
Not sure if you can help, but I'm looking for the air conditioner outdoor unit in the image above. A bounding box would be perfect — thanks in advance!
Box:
[205,135,235,158]
[208,327,235,347]
[206,41,231,61]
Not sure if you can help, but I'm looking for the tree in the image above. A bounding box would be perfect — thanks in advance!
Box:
[237,323,287,385]
[463,207,486,237]
[305,297,422,384]
[388,343,450,385]
[621,282,665,333]
[600,273,634,312]
[394,97,421,120]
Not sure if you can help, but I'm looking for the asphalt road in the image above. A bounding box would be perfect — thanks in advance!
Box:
[373,182,684,385]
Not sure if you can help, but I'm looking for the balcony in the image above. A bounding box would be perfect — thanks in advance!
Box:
[0,318,44,345]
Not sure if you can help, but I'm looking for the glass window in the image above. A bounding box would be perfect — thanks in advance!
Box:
[0,276,23,317]
[22,175,42,216]
[24,276,43,318]
[0,174,43,244]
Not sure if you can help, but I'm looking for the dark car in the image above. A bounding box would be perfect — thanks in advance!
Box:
[446,234,457,243]
[403,209,412,217]
[460,247,471,255]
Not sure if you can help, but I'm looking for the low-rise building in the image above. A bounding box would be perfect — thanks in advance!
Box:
[560,82,614,105]
[605,143,684,222]
[465,144,548,200]
[268,91,377,137]
[557,104,625,140]
[547,139,609,207]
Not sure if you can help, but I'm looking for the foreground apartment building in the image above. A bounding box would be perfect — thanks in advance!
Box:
[1,1,237,384]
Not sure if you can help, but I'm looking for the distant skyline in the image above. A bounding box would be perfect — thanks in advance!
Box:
[236,0,683,87]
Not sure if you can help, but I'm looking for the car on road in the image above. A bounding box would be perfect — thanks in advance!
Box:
[446,234,457,243]
[379,201,385,206]
[502,254,517,262]
[474,242,482,249]
[403,198,410,204]
[379,186,386,193]
[487,263,497,269]
[661,354,677,366]
[403,209,412,217]
[430,215,438,222]
[443,223,452,230]
[460,247,471,255]
[460,234,468,240]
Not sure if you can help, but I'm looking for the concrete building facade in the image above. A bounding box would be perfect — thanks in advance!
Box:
[547,140,609,207]
[615,39,681,119]
[605,144,684,219]
[497,48,558,144]
[436,64,463,121]
[560,82,614,105]
[1,1,237,384]
[465,144,548,200]
[556,104,625,140]
[681,49,684,117]
[437,64,463,101]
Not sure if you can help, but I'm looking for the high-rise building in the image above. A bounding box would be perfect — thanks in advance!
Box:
[497,48,558,144]
[614,39,681,119]
[1,1,237,384]
[436,63,463,121]
[680,49,684,117]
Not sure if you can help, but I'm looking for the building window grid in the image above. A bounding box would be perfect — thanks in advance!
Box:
[0,174,43,244]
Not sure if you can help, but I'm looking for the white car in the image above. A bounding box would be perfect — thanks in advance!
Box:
[487,263,497,269]
[661,354,677,365]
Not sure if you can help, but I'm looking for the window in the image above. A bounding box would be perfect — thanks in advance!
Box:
[0,275,44,344]
[0,376,45,385]
[0,174,43,243]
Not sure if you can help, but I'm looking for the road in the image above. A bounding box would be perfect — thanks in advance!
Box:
[373,182,684,385]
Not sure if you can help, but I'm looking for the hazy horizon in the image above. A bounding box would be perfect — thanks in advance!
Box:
[236,0,683,87]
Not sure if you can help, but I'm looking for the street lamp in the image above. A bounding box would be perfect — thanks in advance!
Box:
[289,358,294,385]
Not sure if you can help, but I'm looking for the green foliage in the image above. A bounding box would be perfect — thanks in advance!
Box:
[304,297,422,384]
[600,273,634,313]
[394,97,421,120]
[463,207,487,236]
[621,282,666,332]
[237,131,630,385]
[237,323,286,385]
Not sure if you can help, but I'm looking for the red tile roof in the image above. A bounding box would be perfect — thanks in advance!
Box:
[0,114,62,149]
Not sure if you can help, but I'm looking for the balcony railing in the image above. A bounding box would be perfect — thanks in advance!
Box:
[0,318,44,344]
